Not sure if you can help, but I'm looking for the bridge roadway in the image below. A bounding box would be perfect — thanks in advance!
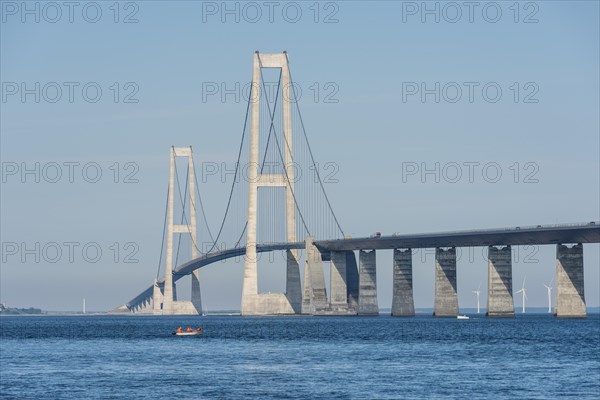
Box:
[124,222,600,310]
[316,222,600,251]
[125,242,305,309]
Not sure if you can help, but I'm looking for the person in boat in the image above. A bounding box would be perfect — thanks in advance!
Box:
[177,327,183,333]
[197,327,203,333]
[187,327,193,332]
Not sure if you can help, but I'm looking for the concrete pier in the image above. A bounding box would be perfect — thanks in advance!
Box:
[391,249,415,317]
[330,251,348,311]
[555,244,586,318]
[286,250,302,313]
[302,236,329,314]
[358,250,379,315]
[152,278,163,313]
[346,251,359,312]
[170,300,198,314]
[434,247,458,317]
[191,270,202,314]
[240,252,296,315]
[486,246,514,317]
[151,278,198,315]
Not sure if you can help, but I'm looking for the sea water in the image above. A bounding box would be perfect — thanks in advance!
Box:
[1,315,599,399]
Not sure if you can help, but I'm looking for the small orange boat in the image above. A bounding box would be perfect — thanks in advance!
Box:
[172,328,203,336]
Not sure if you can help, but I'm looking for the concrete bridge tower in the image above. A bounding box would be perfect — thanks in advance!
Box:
[156,146,202,315]
[241,52,302,315]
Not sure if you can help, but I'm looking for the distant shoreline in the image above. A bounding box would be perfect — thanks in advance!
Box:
[2,308,599,317]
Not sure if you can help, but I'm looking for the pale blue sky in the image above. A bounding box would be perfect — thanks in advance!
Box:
[1,1,599,311]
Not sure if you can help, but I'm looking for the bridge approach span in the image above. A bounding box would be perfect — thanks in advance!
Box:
[316,223,600,252]
[124,242,304,310]
[123,223,599,311]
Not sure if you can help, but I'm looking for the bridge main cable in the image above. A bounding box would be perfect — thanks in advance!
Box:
[257,52,312,238]
[284,52,345,238]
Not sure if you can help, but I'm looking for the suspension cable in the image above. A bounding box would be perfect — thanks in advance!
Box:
[284,52,345,238]
[156,183,170,279]
[232,64,284,249]
[173,160,206,257]
[189,75,255,255]
[204,87,251,253]
[190,155,216,243]
[260,67,282,175]
[257,53,312,237]
[161,51,344,266]
[157,79,256,274]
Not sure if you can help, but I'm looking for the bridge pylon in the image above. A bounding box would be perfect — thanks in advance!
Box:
[156,146,202,315]
[241,52,302,315]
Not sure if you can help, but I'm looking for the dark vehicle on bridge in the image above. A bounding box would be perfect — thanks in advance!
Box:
[371,232,382,238]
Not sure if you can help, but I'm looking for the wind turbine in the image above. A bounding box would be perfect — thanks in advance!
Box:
[472,282,482,314]
[544,278,554,314]
[515,276,527,313]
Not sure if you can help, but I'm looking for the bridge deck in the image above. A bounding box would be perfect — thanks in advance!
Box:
[315,222,600,251]
[122,222,599,310]
[124,242,304,309]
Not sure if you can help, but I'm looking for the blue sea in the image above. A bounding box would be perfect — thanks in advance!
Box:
[1,315,599,399]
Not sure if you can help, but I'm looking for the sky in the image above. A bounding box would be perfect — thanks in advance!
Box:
[1,0,599,311]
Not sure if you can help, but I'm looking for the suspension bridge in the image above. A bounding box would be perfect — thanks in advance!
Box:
[115,52,600,318]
